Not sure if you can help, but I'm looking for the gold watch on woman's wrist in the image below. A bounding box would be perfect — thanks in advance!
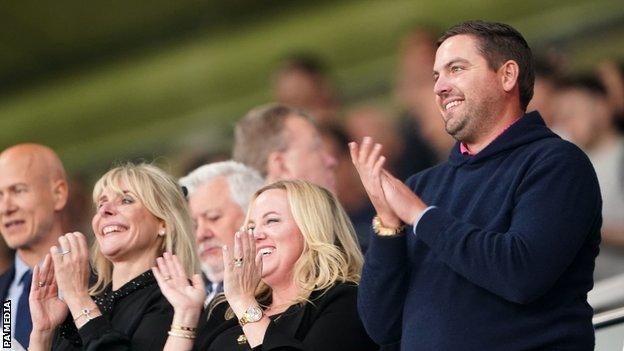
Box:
[372,215,405,236]
[239,305,263,326]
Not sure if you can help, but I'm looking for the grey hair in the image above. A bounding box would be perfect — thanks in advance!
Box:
[179,160,264,211]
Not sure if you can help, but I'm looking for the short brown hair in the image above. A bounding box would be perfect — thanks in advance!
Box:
[437,20,535,111]
[232,103,314,177]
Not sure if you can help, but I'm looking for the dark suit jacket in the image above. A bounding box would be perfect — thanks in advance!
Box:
[197,282,379,351]
[0,263,16,301]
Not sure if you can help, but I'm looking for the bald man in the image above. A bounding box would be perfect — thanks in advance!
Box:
[0,143,69,349]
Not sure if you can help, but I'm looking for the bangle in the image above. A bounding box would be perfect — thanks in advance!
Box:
[171,324,197,332]
[372,216,405,236]
[73,307,99,323]
[168,330,196,339]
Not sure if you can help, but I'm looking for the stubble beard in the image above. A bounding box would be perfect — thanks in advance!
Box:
[444,94,498,143]
[445,112,471,141]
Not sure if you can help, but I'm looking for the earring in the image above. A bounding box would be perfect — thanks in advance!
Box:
[158,229,166,236]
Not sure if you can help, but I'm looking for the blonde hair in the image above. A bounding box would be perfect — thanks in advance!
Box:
[215,179,363,318]
[89,163,199,295]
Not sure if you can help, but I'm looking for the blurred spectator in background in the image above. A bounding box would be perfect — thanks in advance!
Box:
[272,53,340,128]
[345,105,406,178]
[527,57,561,127]
[63,173,94,236]
[179,150,231,178]
[320,123,374,251]
[179,161,264,304]
[553,75,624,281]
[0,143,69,349]
[233,103,337,193]
[596,59,624,132]
[395,26,451,170]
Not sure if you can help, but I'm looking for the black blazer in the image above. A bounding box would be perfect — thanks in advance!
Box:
[0,263,15,301]
[197,282,379,351]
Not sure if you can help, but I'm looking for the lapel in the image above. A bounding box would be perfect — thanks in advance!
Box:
[0,263,15,300]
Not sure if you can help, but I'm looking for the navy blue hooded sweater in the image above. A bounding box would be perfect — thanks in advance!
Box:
[358,112,602,351]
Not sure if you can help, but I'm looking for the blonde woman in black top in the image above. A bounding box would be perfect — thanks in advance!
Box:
[28,163,198,350]
[154,180,378,350]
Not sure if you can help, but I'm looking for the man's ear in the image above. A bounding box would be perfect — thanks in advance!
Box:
[500,60,520,93]
[266,151,290,181]
[51,179,69,211]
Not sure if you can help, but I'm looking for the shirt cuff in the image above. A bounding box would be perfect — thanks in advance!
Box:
[412,206,437,236]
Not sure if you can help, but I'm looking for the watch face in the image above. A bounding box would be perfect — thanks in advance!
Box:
[246,306,263,322]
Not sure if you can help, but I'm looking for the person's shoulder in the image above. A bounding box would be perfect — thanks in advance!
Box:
[0,265,15,298]
[0,265,13,279]
[530,136,593,167]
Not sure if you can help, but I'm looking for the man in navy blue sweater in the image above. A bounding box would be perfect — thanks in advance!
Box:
[350,21,601,350]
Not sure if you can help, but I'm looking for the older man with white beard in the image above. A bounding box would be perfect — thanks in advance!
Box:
[179,161,264,305]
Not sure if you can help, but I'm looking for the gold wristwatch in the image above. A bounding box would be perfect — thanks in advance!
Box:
[372,215,405,236]
[239,305,263,326]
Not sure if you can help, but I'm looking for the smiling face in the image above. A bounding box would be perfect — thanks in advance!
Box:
[433,34,504,143]
[247,188,304,287]
[188,177,244,278]
[92,184,164,263]
[0,151,64,252]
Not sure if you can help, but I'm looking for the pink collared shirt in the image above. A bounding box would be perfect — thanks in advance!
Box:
[460,117,522,156]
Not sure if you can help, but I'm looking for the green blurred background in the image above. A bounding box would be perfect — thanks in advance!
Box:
[1,0,623,178]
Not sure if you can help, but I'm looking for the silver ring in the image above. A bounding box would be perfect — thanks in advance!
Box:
[233,258,243,268]
[163,276,172,281]
[59,250,71,255]
[37,281,45,288]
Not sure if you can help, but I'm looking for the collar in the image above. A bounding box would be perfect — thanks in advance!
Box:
[459,116,522,156]
[14,254,30,286]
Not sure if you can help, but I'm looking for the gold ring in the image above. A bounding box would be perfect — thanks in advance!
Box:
[164,275,172,281]
[233,258,243,267]
[37,281,45,288]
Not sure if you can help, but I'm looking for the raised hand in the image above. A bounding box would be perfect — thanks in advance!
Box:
[381,170,428,225]
[29,254,69,333]
[153,252,205,325]
[50,232,90,301]
[50,232,101,329]
[222,228,263,316]
[349,137,401,227]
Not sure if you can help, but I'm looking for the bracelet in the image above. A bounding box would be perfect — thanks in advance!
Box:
[73,307,98,323]
[372,216,405,236]
[170,324,197,332]
[168,330,196,339]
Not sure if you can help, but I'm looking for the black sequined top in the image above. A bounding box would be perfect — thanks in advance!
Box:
[53,270,173,350]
